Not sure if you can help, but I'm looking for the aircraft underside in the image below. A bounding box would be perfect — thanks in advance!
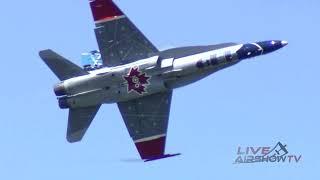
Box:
[39,0,287,161]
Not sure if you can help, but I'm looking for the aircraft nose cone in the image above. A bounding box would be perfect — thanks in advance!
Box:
[281,40,288,46]
[256,40,288,55]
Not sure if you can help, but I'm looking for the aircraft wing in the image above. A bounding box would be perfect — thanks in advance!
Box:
[89,0,159,67]
[117,91,174,160]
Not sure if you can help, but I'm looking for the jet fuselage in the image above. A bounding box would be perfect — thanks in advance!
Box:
[55,40,287,109]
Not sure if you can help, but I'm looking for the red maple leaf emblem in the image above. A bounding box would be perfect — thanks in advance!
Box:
[123,67,150,94]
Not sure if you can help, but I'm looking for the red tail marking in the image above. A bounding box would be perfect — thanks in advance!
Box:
[90,0,124,22]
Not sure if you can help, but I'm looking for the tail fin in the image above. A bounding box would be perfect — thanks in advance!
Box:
[39,49,88,81]
[67,105,101,143]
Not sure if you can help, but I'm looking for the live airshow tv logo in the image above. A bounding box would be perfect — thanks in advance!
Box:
[234,142,302,164]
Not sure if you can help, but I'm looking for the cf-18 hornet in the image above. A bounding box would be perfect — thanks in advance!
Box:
[39,0,288,161]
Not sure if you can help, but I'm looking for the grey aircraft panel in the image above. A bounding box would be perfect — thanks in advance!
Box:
[67,105,101,143]
[155,43,238,59]
[94,17,159,67]
[117,91,172,141]
[39,49,89,81]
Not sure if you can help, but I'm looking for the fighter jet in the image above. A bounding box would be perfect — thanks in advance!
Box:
[39,0,288,161]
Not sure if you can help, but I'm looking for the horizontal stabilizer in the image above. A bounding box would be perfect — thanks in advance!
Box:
[39,49,88,81]
[67,105,101,143]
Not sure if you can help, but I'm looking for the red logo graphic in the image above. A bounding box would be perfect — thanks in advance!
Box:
[124,67,150,94]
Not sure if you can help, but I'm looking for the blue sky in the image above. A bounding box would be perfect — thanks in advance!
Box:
[1,0,319,179]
